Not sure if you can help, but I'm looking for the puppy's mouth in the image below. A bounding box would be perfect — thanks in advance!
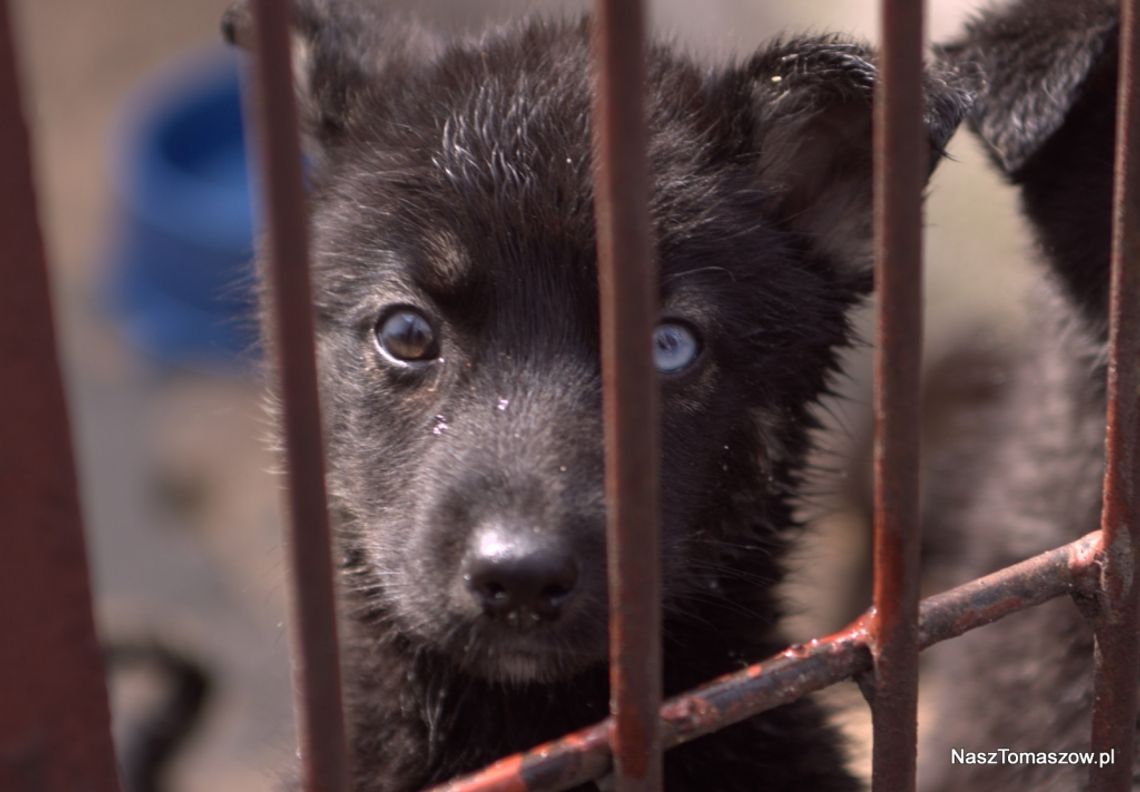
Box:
[455,625,607,685]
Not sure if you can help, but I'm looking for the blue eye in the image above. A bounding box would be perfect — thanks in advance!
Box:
[652,322,701,374]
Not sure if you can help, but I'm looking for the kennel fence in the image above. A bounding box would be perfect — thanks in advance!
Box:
[2,0,1139,791]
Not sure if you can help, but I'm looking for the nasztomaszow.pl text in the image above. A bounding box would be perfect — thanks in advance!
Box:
[951,748,1115,768]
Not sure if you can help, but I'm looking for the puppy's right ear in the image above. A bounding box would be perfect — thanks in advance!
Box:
[937,0,1119,175]
[731,36,970,278]
[222,0,440,154]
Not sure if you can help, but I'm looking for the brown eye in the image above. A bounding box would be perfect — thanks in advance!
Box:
[375,308,438,363]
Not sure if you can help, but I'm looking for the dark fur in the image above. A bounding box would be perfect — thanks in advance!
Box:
[223,2,967,789]
[922,1,1139,789]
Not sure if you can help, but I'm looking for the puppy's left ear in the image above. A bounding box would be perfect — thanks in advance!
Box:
[222,0,441,158]
[732,37,970,272]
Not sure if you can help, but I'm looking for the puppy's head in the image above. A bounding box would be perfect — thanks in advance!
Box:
[226,0,967,684]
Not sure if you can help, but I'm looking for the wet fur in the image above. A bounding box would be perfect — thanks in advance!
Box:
[224,2,967,789]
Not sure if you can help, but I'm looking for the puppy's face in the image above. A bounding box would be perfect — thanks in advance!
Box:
[226,4,966,684]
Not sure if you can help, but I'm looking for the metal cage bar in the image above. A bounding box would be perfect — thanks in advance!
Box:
[1088,0,1140,788]
[869,0,927,790]
[247,1,350,789]
[0,0,121,789]
[591,1,664,791]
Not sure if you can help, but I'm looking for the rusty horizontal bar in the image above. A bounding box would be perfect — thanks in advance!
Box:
[870,0,928,790]
[590,1,663,791]
[246,1,349,790]
[915,531,1103,648]
[0,0,121,788]
[1088,0,1140,788]
[426,531,1105,792]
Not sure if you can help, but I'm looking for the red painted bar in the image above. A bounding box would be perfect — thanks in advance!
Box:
[590,2,663,790]
[427,531,1105,792]
[247,1,350,789]
[0,1,120,789]
[870,0,927,790]
[1088,0,1140,788]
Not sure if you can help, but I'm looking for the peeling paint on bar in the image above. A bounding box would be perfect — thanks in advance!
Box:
[869,0,928,790]
[1088,0,1140,789]
[428,532,1105,792]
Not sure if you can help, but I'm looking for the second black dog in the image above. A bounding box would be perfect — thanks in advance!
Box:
[923,1,1138,789]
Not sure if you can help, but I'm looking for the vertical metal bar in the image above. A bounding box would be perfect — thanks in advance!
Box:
[0,0,121,789]
[1088,0,1140,788]
[870,0,926,790]
[247,1,350,789]
[590,2,663,790]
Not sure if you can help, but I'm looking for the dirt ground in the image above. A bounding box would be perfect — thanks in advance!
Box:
[11,0,1034,788]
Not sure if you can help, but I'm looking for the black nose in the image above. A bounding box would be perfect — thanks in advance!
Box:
[463,527,580,626]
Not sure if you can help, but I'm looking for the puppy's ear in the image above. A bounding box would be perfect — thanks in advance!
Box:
[937,0,1120,322]
[937,0,1118,175]
[222,0,440,154]
[733,37,970,272]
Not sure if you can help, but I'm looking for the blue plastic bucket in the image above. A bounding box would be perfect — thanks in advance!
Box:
[106,48,260,369]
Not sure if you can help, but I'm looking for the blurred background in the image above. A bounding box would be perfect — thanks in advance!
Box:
[8,0,1033,788]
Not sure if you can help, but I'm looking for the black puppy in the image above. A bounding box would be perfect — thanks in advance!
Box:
[223,1,967,789]
[922,1,1137,790]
